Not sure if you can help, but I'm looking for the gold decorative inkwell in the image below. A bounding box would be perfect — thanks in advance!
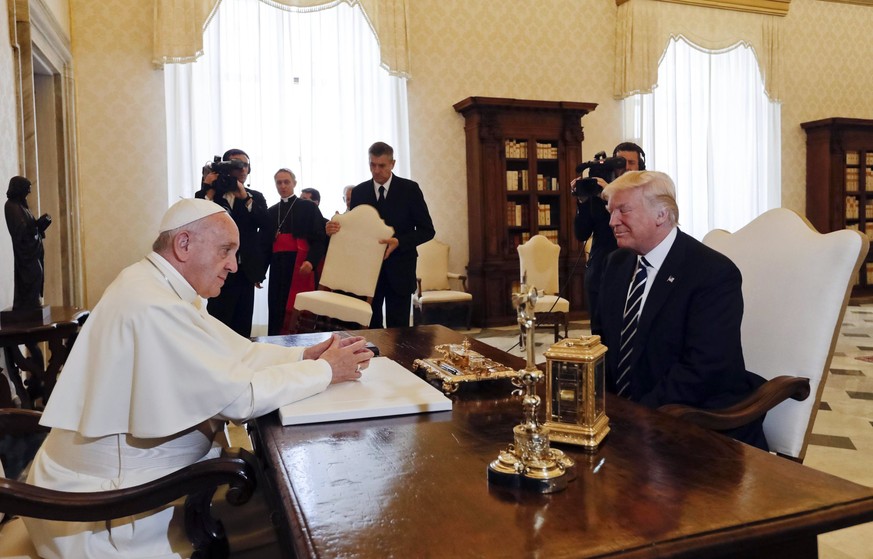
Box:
[487,283,576,493]
[413,339,518,394]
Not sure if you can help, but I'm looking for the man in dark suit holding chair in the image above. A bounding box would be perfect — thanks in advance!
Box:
[332,141,435,328]
[592,170,768,450]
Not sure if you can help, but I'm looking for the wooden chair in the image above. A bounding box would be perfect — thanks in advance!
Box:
[287,205,394,332]
[413,240,473,328]
[517,234,569,344]
[0,409,258,558]
[659,208,868,462]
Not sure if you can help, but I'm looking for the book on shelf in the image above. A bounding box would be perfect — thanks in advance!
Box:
[505,140,528,159]
[537,203,549,226]
[847,151,860,165]
[846,196,859,219]
[506,202,526,227]
[866,262,873,284]
[846,168,859,190]
[867,152,873,166]
[541,229,559,244]
[535,142,558,160]
[507,169,530,190]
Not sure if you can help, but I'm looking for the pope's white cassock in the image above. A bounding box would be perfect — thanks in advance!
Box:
[24,251,332,558]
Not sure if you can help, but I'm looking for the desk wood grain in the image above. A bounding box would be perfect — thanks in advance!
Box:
[253,326,873,559]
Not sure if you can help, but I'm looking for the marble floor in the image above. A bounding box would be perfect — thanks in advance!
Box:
[460,304,873,559]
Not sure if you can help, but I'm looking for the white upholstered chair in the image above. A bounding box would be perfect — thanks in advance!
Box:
[413,240,473,328]
[288,205,394,332]
[660,208,868,462]
[517,234,569,343]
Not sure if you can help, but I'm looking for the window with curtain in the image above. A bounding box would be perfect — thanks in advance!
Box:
[163,0,410,218]
[163,0,409,331]
[621,37,781,240]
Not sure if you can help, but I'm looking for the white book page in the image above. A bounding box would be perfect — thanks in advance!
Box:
[279,356,452,426]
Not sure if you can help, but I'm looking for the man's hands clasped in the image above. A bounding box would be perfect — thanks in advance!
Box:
[304,334,374,384]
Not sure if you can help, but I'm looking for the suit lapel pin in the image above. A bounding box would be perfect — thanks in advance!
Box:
[667,276,675,283]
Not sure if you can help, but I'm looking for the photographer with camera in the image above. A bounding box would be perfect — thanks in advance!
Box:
[573,142,646,320]
[195,148,271,337]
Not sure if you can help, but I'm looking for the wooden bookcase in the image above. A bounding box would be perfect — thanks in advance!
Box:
[802,117,873,293]
[454,97,598,326]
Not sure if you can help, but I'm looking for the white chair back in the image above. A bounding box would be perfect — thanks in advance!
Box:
[320,205,394,297]
[517,235,560,295]
[703,208,868,459]
[416,240,451,292]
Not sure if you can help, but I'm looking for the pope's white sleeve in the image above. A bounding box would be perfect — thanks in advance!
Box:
[215,343,332,422]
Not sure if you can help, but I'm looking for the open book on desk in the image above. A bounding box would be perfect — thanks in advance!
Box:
[278,356,453,426]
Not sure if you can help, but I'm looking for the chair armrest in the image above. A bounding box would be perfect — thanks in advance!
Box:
[415,278,423,297]
[658,375,811,432]
[0,447,257,521]
[0,409,49,437]
[447,272,469,292]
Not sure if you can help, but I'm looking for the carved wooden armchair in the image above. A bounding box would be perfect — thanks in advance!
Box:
[288,205,394,332]
[0,409,258,558]
[413,239,473,328]
[659,209,868,462]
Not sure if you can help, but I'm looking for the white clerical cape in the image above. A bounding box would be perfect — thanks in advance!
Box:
[40,253,331,437]
[25,253,332,558]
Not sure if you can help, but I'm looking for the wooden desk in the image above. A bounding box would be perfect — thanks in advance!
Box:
[0,306,89,408]
[252,325,873,559]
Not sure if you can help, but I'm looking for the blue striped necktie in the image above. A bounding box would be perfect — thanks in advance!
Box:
[616,256,650,398]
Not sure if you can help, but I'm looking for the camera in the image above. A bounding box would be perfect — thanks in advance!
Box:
[204,156,247,194]
[573,152,627,197]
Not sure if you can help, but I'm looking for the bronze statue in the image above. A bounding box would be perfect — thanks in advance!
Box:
[5,176,51,309]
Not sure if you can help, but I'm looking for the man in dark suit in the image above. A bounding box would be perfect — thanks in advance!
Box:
[347,141,435,328]
[592,170,767,449]
[195,148,271,337]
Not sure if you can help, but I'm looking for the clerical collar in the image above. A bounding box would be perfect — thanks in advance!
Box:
[145,252,202,308]
[281,195,297,203]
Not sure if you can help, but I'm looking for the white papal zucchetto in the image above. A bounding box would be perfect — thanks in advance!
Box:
[159,198,226,233]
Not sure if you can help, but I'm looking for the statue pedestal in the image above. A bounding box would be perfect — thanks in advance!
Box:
[0,305,51,327]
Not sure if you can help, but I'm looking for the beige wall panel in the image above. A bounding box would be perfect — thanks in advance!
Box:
[70,0,168,306]
[0,1,20,308]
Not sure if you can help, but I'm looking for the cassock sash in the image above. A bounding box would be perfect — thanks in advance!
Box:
[274,233,315,333]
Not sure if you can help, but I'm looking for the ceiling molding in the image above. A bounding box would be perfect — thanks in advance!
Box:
[616,0,791,16]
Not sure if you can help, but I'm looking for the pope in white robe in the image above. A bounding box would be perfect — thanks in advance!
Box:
[23,199,371,558]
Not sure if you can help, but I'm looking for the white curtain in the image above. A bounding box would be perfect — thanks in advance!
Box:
[164,0,409,332]
[621,37,780,240]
